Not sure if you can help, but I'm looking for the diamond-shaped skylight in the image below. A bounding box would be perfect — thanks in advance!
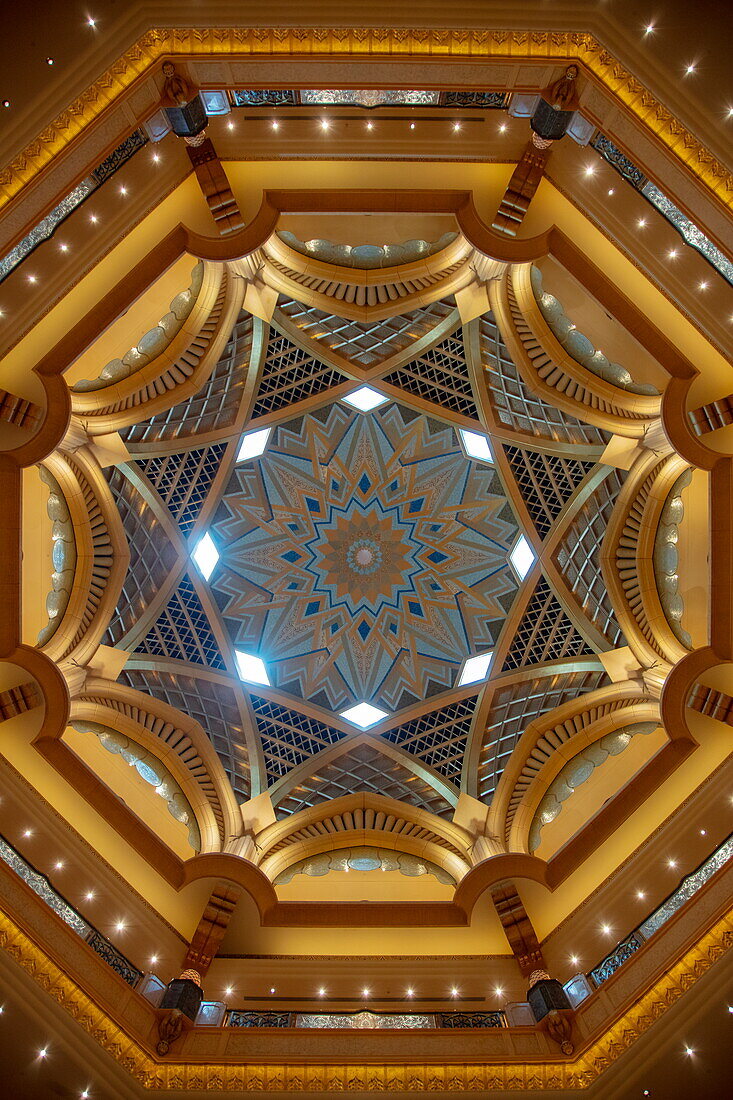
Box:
[234,650,270,685]
[237,426,272,461]
[192,532,219,580]
[342,386,389,412]
[340,702,389,728]
[510,534,535,580]
[458,651,494,687]
[459,428,493,462]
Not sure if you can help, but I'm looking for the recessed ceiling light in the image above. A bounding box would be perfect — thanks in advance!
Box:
[37,1047,48,1059]
[644,24,655,35]
[668,249,678,259]
[342,386,388,412]
[684,1046,694,1056]
[638,218,647,228]
[699,281,709,291]
[362,987,370,997]
[607,188,615,196]
[510,535,535,580]
[115,920,125,932]
[271,120,279,130]
[459,428,493,462]
[87,17,96,28]
[451,987,459,997]
[54,861,64,870]
[270,987,275,994]
[119,185,127,196]
[27,274,37,284]
[584,164,596,176]
[700,828,706,835]
[410,122,415,130]
[234,651,270,686]
[570,955,579,966]
[637,890,645,900]
[89,213,98,224]
[668,858,677,868]
[499,122,507,133]
[59,242,68,252]
[602,924,612,935]
[366,120,374,130]
[340,702,388,729]
[225,986,233,996]
[458,651,493,687]
[152,152,160,163]
[320,119,330,131]
[237,426,271,461]
[23,828,33,837]
[150,955,158,965]
[193,532,219,580]
[494,987,503,997]
[318,987,326,996]
[85,890,94,901]
[453,122,461,131]
[46,57,54,65]
[2,100,10,108]
[685,63,696,75]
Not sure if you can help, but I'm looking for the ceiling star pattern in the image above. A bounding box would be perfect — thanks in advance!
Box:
[210,399,520,712]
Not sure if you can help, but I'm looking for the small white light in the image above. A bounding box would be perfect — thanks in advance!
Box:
[684,1046,694,1056]
[90,214,98,224]
[637,890,645,900]
[27,274,37,284]
[152,153,160,163]
[668,249,678,259]
[340,702,388,729]
[342,386,388,412]
[270,987,275,994]
[23,829,33,837]
[59,242,68,252]
[87,17,96,28]
[499,123,507,133]
[453,122,461,131]
[234,651,270,686]
[38,1047,48,1058]
[85,891,94,901]
[727,1005,733,1014]
[46,57,54,66]
[700,828,706,835]
[150,955,158,965]
[193,532,219,580]
[366,120,374,131]
[237,426,271,461]
[644,24,655,35]
[451,987,459,997]
[727,107,733,118]
[459,428,493,462]
[225,986,233,997]
[54,861,64,870]
[638,218,647,228]
[410,122,415,130]
[668,858,677,869]
[510,535,535,580]
[318,987,326,996]
[2,100,10,109]
[320,119,330,131]
[602,924,612,935]
[607,188,615,196]
[119,186,127,196]
[495,987,503,997]
[458,651,493,687]
[115,920,125,933]
[699,281,709,291]
[271,120,279,130]
[584,164,596,176]
[685,64,696,75]
[227,120,234,130]
[570,955,579,967]
[81,1091,90,1099]
[362,987,370,997]
[406,987,414,997]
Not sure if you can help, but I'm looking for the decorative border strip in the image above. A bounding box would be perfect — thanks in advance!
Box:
[0,901,731,1090]
[1,28,731,214]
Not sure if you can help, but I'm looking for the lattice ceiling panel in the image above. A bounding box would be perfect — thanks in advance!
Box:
[477,668,608,801]
[138,444,227,537]
[273,742,455,820]
[380,697,477,783]
[102,466,179,646]
[555,468,626,646]
[121,667,250,802]
[503,445,597,539]
[278,297,454,368]
[381,331,478,419]
[122,312,253,445]
[249,695,347,785]
[251,330,347,419]
[501,577,595,671]
[480,314,610,447]
[135,575,226,670]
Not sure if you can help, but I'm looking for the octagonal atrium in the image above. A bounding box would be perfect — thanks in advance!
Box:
[0,3,731,1098]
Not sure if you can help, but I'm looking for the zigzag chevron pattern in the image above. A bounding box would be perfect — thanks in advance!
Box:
[135,574,226,670]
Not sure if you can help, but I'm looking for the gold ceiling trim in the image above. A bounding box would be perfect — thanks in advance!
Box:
[0,902,731,1091]
[1,28,731,213]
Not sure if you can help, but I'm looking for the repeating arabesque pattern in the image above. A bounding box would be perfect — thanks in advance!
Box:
[101,297,626,814]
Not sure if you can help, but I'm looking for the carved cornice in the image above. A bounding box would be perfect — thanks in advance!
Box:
[1,27,731,220]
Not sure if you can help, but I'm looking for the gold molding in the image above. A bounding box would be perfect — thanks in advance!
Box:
[0,902,731,1091]
[1,28,732,214]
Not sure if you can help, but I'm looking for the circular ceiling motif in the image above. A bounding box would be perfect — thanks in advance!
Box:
[210,400,521,714]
